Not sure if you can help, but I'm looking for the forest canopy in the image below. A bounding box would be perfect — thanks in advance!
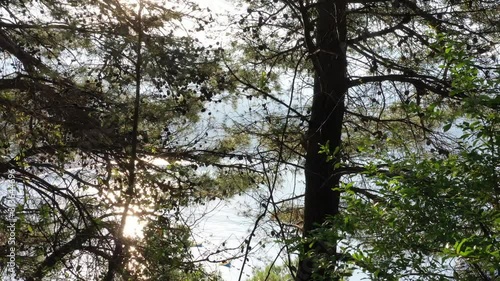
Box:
[0,0,498,280]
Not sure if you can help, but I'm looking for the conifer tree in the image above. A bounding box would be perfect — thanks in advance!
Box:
[231,0,498,279]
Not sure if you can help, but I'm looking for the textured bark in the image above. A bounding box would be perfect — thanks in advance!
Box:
[297,0,347,279]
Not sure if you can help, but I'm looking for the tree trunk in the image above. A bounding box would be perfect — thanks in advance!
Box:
[297,0,347,279]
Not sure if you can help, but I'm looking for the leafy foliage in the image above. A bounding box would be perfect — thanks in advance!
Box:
[304,35,499,280]
[0,0,498,280]
[0,0,260,280]
[226,0,499,280]
[248,263,293,281]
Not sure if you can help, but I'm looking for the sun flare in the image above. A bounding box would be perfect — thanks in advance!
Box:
[123,215,145,238]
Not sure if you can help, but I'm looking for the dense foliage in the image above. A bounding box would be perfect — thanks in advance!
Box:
[0,0,257,280]
[228,0,499,280]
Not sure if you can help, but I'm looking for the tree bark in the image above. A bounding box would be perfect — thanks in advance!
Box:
[297,0,347,279]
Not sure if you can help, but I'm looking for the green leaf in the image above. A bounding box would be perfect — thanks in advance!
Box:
[456,238,467,254]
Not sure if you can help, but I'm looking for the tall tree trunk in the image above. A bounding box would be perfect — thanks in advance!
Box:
[297,0,347,279]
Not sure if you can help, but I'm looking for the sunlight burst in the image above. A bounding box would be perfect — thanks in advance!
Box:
[124,215,145,238]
